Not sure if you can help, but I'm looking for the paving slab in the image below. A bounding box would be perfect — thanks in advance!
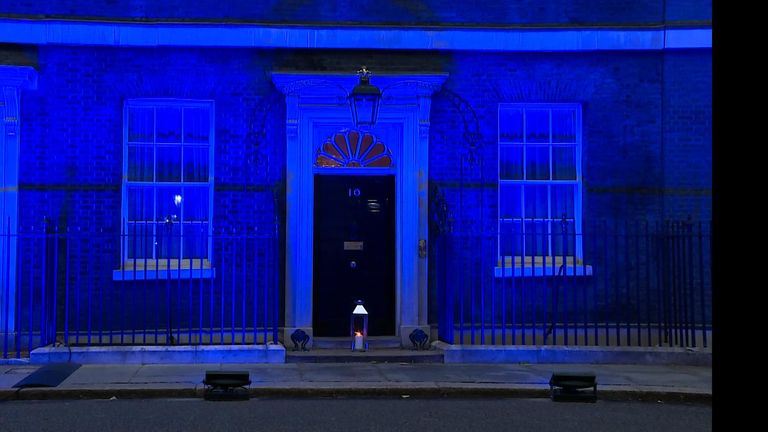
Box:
[59,364,142,386]
[295,363,390,382]
[0,362,711,402]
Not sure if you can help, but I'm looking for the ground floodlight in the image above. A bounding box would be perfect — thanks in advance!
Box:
[203,370,251,401]
[549,371,597,402]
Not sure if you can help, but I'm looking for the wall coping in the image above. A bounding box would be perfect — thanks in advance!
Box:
[0,19,711,51]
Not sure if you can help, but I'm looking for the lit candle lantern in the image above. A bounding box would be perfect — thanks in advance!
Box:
[354,332,364,351]
[350,300,368,352]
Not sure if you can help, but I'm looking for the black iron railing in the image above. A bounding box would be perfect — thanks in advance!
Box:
[435,219,712,348]
[2,219,280,359]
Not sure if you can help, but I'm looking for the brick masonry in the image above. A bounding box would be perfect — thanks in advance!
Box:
[3,41,711,335]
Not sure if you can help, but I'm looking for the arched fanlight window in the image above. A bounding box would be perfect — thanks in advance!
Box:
[315,129,393,168]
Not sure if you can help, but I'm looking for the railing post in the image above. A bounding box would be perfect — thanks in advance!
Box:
[562,216,569,346]
[511,223,518,345]
[685,219,693,347]
[545,222,554,345]
[28,225,34,354]
[444,231,455,344]
[241,229,247,344]
[634,220,641,346]
[589,222,598,346]
[142,221,149,345]
[14,223,21,358]
[97,227,104,345]
[51,224,58,346]
[581,224,588,346]
[63,226,70,348]
[623,220,630,345]
[3,218,10,358]
[698,221,708,348]
[602,220,609,346]
[230,227,236,345]
[40,218,48,347]
[530,219,538,345]
[176,225,182,344]
[273,220,279,344]
[613,220,620,346]
[210,228,216,344]
[644,220,651,347]
[74,227,81,345]
[165,221,172,345]
[672,221,681,346]
[199,223,205,345]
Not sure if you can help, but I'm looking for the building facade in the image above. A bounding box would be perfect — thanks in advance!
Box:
[1,1,712,355]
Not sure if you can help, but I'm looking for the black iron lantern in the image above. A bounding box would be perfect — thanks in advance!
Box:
[350,299,369,351]
[349,66,382,128]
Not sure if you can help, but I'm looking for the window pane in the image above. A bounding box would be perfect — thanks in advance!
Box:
[156,145,182,182]
[525,145,550,180]
[184,107,210,143]
[156,107,182,143]
[524,184,548,219]
[127,187,153,222]
[156,222,181,259]
[525,109,549,143]
[127,145,153,181]
[524,220,549,256]
[499,108,523,142]
[127,107,153,143]
[183,222,209,259]
[551,220,576,257]
[499,184,522,219]
[157,186,183,223]
[500,220,522,257]
[552,145,576,180]
[182,186,209,222]
[183,146,209,182]
[126,222,152,259]
[551,184,576,220]
[552,109,576,143]
[499,145,523,180]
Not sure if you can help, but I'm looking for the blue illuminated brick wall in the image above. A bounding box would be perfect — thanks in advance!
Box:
[18,46,284,235]
[14,46,287,335]
[1,0,710,25]
[429,51,669,232]
[662,50,712,220]
[665,0,712,22]
[7,42,711,336]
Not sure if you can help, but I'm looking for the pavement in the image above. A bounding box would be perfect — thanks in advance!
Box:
[0,360,712,402]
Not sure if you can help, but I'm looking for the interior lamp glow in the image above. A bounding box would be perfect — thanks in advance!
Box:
[349,66,382,129]
[350,299,369,352]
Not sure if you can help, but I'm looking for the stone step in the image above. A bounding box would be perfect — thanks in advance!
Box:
[310,336,402,350]
[285,348,444,364]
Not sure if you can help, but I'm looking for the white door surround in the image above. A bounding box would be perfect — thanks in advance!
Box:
[272,71,447,347]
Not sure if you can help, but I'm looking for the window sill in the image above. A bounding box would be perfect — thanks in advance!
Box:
[113,259,215,281]
[494,256,592,278]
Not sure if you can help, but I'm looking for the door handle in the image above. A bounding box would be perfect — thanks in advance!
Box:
[418,239,426,258]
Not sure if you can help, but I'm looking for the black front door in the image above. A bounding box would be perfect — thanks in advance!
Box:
[313,175,395,336]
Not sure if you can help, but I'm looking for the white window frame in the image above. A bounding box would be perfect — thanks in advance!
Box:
[114,99,215,280]
[496,103,588,277]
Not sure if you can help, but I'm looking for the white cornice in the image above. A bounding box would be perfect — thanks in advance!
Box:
[0,19,711,51]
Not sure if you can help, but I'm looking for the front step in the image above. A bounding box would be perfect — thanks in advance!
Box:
[286,348,443,363]
[311,336,402,350]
